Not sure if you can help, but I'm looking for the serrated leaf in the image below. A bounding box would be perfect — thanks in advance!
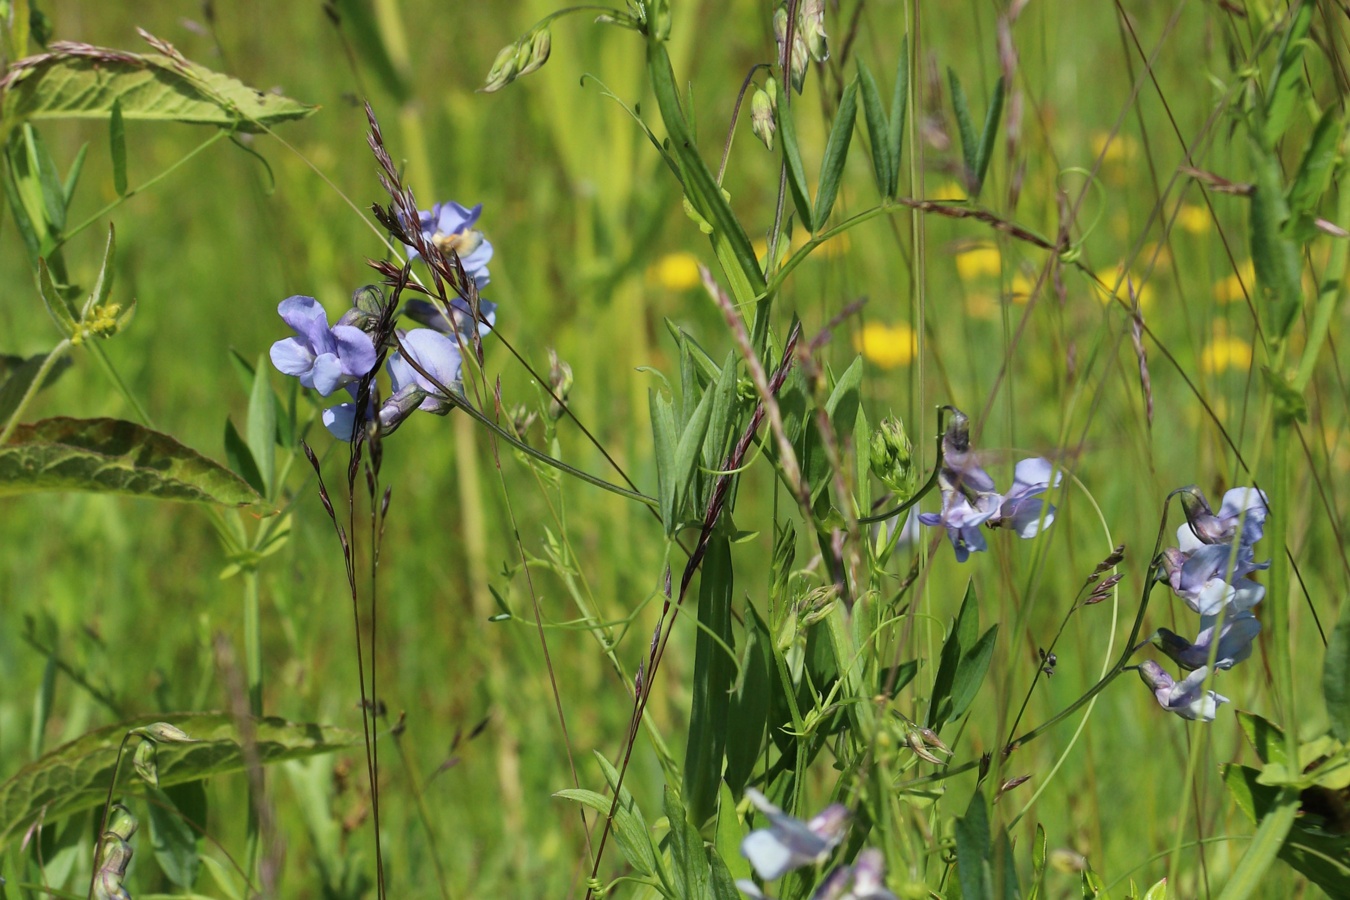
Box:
[0,712,354,848]
[1325,599,1350,742]
[247,354,276,497]
[146,783,201,889]
[109,97,126,195]
[888,38,910,198]
[1264,2,1314,146]
[814,76,858,226]
[777,95,814,232]
[684,535,735,827]
[0,417,271,511]
[1,43,317,132]
[857,58,892,200]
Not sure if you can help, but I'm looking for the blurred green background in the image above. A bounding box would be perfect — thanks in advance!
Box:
[0,0,1344,896]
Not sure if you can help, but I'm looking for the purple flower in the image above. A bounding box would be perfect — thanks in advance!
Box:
[919,492,998,562]
[740,789,850,881]
[938,408,997,497]
[991,457,1061,537]
[1154,611,1260,671]
[1137,661,1228,722]
[809,849,897,900]
[406,202,494,289]
[269,296,377,396]
[321,329,463,441]
[1162,543,1266,616]
[1178,486,1269,550]
[403,297,497,339]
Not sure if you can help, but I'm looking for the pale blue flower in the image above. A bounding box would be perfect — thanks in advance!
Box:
[1137,661,1228,722]
[1178,486,1269,550]
[741,789,850,881]
[992,457,1061,537]
[406,201,493,289]
[321,329,463,441]
[403,297,496,339]
[809,850,897,900]
[919,492,998,562]
[270,295,377,396]
[1154,612,1260,671]
[1162,543,1266,616]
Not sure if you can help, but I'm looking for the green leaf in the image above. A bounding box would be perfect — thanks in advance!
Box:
[950,625,998,722]
[1325,598,1350,742]
[247,354,277,497]
[1236,710,1289,767]
[701,350,739,474]
[684,535,735,827]
[62,141,88,207]
[814,76,858,226]
[330,0,411,103]
[109,97,126,195]
[955,787,992,900]
[650,388,679,535]
[223,417,266,496]
[665,785,713,900]
[974,77,1005,199]
[81,222,116,324]
[594,751,666,884]
[0,351,71,425]
[0,712,354,848]
[1263,1,1314,146]
[1027,822,1048,900]
[888,38,910,198]
[146,782,202,889]
[856,58,892,200]
[1,43,317,132]
[1142,877,1169,900]
[673,379,716,523]
[0,417,271,511]
[1285,106,1343,241]
[646,39,766,313]
[1223,763,1350,895]
[36,256,74,335]
[30,808,87,892]
[948,68,978,194]
[1216,787,1299,900]
[928,581,979,731]
[1249,135,1303,339]
[725,603,773,798]
[707,842,740,900]
[714,780,750,883]
[777,95,814,232]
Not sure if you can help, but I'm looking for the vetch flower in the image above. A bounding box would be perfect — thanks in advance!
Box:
[403,297,497,339]
[270,295,377,397]
[740,788,850,881]
[1162,543,1266,616]
[1177,486,1269,549]
[1154,611,1260,671]
[407,202,494,288]
[991,457,1061,537]
[1137,660,1228,722]
[322,328,464,441]
[918,492,998,562]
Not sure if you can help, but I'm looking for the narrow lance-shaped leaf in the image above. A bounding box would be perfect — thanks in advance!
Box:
[1249,134,1303,339]
[1324,599,1350,742]
[814,76,858,226]
[683,535,735,827]
[973,76,1005,199]
[777,93,814,232]
[928,580,979,731]
[950,625,999,722]
[665,786,713,900]
[0,712,353,848]
[224,417,266,496]
[0,41,317,131]
[888,37,910,198]
[1285,106,1344,242]
[650,389,679,535]
[949,68,979,194]
[247,353,277,497]
[0,417,271,511]
[724,603,773,798]
[955,787,993,900]
[856,58,892,200]
[146,783,201,889]
[1264,1,1314,146]
[109,97,126,195]
[80,222,116,324]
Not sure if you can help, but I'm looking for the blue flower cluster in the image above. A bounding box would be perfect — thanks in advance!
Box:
[917,408,1061,561]
[269,201,496,441]
[1139,485,1269,721]
[737,790,895,900]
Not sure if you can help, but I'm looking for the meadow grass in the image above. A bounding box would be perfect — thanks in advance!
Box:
[0,1,1345,898]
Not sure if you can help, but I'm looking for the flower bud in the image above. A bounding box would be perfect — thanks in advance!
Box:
[799,0,829,62]
[547,349,573,422]
[870,417,916,498]
[518,28,552,77]
[772,7,809,94]
[481,43,519,93]
[751,86,776,151]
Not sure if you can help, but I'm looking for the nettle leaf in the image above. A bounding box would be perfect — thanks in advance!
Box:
[0,417,271,511]
[0,40,316,132]
[0,712,354,849]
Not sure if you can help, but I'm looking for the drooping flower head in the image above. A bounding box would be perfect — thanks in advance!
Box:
[740,788,850,881]
[991,457,1062,537]
[269,295,377,396]
[322,328,463,441]
[1177,485,1269,550]
[1153,612,1260,671]
[1136,661,1228,722]
[406,202,493,289]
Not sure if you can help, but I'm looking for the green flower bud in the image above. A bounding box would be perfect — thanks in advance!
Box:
[547,349,573,422]
[751,86,776,151]
[481,43,519,93]
[870,416,916,498]
[799,0,829,63]
[773,5,809,94]
[518,28,552,77]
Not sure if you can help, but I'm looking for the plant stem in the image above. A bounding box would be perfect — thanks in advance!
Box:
[0,337,69,444]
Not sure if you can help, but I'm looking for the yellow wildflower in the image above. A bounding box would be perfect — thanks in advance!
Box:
[1176,204,1211,235]
[933,180,966,201]
[1094,266,1153,311]
[1200,333,1253,375]
[955,245,1001,281]
[1009,271,1036,304]
[1214,261,1255,304]
[854,321,917,369]
[1090,131,1137,166]
[647,252,702,291]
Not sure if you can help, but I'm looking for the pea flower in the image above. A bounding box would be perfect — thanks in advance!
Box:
[1153,611,1260,671]
[1160,543,1266,617]
[991,457,1061,537]
[1178,485,1269,549]
[1137,660,1228,722]
[918,492,998,562]
[403,297,497,339]
[740,788,850,881]
[269,295,377,396]
[322,328,463,441]
[406,202,494,289]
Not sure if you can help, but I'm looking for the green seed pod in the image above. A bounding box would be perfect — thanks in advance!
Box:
[481,43,519,93]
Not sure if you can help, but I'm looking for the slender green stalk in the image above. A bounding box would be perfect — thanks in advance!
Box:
[1293,154,1350,393]
[0,337,69,444]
